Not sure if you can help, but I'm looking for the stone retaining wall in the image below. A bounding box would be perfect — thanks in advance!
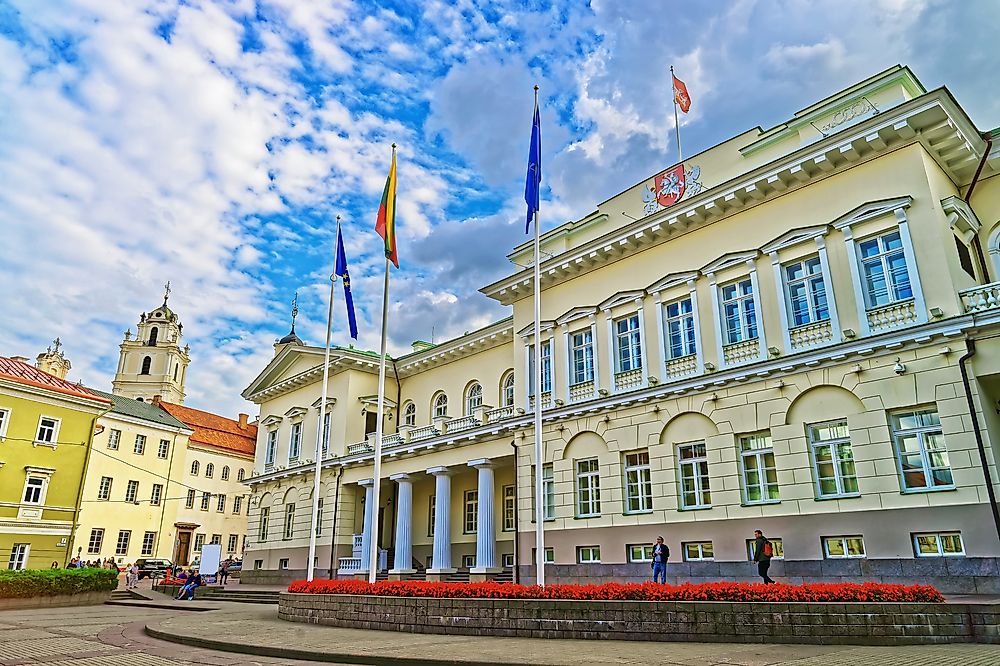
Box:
[278,592,1000,645]
[240,568,308,586]
[0,591,112,610]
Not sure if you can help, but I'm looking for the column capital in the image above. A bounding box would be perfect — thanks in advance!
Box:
[389,473,414,483]
[467,458,494,470]
[358,478,375,487]
[426,465,452,476]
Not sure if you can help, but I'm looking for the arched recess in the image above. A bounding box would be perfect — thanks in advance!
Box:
[257,492,272,512]
[785,385,865,426]
[987,222,1000,278]
[140,356,152,375]
[659,411,719,446]
[281,487,300,505]
[560,430,609,461]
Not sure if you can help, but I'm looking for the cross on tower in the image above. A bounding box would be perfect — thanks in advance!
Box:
[163,281,172,305]
[290,291,299,331]
[52,337,62,354]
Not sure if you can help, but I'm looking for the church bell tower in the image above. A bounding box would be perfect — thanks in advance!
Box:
[111,282,190,404]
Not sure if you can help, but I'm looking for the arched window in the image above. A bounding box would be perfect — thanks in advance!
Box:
[465,382,483,415]
[221,466,230,481]
[501,371,515,407]
[140,356,152,375]
[205,462,215,478]
[402,402,416,426]
[190,460,200,476]
[148,327,158,345]
[433,393,448,418]
[237,468,245,482]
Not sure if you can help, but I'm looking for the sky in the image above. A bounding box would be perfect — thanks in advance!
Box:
[2,0,999,417]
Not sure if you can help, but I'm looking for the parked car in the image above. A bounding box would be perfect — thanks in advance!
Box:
[189,557,200,571]
[135,558,173,580]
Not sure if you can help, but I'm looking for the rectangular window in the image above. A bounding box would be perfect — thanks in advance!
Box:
[746,538,784,560]
[576,458,601,517]
[739,433,779,504]
[227,534,238,553]
[233,495,243,515]
[577,546,601,563]
[628,544,654,563]
[116,530,131,556]
[678,442,711,509]
[570,329,595,385]
[22,477,44,504]
[36,416,59,444]
[283,504,295,540]
[98,476,113,501]
[193,534,205,553]
[462,554,476,568]
[107,429,121,450]
[185,489,195,509]
[664,297,697,359]
[808,420,859,498]
[823,536,866,559]
[464,490,478,534]
[254,559,263,570]
[891,408,953,491]
[502,553,515,568]
[623,450,652,513]
[322,412,331,454]
[279,558,289,570]
[721,278,758,344]
[315,498,324,536]
[88,528,104,554]
[133,434,146,455]
[615,314,643,372]
[141,531,156,556]
[914,532,964,557]
[532,464,556,521]
[265,430,277,465]
[0,408,9,440]
[502,485,515,531]
[860,230,912,308]
[428,496,435,537]
[784,256,829,327]
[210,533,221,545]
[157,439,170,459]
[259,507,269,541]
[200,491,210,511]
[125,480,139,504]
[216,494,226,512]
[150,483,163,506]
[527,341,552,396]
[288,422,302,460]
[532,547,555,563]
[7,544,29,570]
[683,541,714,561]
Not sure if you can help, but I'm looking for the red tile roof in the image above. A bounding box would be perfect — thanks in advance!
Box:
[0,356,110,404]
[158,401,257,457]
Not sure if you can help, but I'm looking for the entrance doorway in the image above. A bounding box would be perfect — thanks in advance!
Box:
[174,531,192,565]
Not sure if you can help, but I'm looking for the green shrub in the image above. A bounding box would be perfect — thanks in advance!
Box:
[0,568,118,598]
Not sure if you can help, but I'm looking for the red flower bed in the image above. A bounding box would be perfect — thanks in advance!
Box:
[287,579,943,603]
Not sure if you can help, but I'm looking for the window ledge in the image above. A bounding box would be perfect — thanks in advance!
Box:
[814,493,861,501]
[623,510,654,516]
[32,441,57,449]
[678,505,712,511]
[742,500,782,507]
[900,486,956,494]
[574,514,601,520]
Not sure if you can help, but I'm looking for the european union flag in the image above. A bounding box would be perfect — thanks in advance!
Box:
[335,226,359,340]
[524,95,541,233]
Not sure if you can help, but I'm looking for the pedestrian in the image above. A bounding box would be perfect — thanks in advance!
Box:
[128,562,139,589]
[219,559,230,585]
[651,536,669,584]
[50,560,59,569]
[752,529,776,584]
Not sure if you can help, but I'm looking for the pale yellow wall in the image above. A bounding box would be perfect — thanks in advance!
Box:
[176,443,253,560]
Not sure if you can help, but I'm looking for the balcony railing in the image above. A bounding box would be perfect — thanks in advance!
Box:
[568,380,594,402]
[528,391,552,410]
[447,415,480,433]
[409,425,439,441]
[665,354,697,378]
[723,339,760,365]
[614,369,643,392]
[346,441,372,456]
[961,282,1000,313]
[352,533,363,555]
[485,405,516,423]
[382,433,404,447]
[337,557,362,574]
[789,320,834,351]
[867,299,917,332]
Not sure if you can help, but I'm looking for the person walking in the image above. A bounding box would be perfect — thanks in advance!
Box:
[651,536,669,584]
[752,529,775,584]
[219,559,230,585]
[128,563,140,589]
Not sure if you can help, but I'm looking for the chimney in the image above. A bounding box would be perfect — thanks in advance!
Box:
[152,394,162,406]
[238,413,249,429]
[10,355,29,364]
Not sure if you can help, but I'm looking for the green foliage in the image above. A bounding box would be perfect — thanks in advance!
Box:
[0,568,118,598]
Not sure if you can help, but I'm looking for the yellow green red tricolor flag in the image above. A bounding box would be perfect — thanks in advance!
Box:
[375,146,399,268]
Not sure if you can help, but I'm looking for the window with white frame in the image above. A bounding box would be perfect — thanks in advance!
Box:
[150,483,163,506]
[739,433,779,504]
[465,383,483,415]
[259,507,269,541]
[501,372,515,407]
[141,531,156,556]
[502,485,515,531]
[859,230,912,308]
[464,490,478,533]
[628,544,654,562]
[683,542,714,561]
[664,297,696,359]
[283,504,295,539]
[193,533,205,553]
[36,416,59,444]
[462,554,475,568]
[678,442,711,509]
[185,489,195,508]
[87,528,104,554]
[278,557,289,569]
[157,439,169,459]
[221,465,230,481]
[200,491,210,511]
[288,422,302,460]
[570,329,595,384]
[913,532,964,557]
[623,450,652,513]
[322,412,331,453]
[576,458,601,517]
[527,341,552,395]
[22,476,45,504]
[402,402,416,426]
[116,530,131,555]
[533,547,555,563]
[721,278,758,344]
[577,545,601,563]
[205,462,214,478]
[233,495,243,515]
[124,480,139,503]
[228,534,239,553]
[0,408,9,440]
[427,496,435,537]
[133,434,145,455]
[265,430,277,465]
[502,553,515,567]
[98,476,112,501]
[890,408,953,491]
[237,468,245,482]
[211,533,221,545]
[217,494,226,512]
[107,428,121,450]
[190,460,200,475]
[746,538,784,560]
[433,393,448,418]
[614,314,642,372]
[784,256,829,327]
[315,498,323,536]
[823,536,866,558]
[532,464,555,521]
[7,544,29,570]
[808,420,859,498]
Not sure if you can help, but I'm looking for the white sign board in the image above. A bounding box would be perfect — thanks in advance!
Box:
[200,543,222,584]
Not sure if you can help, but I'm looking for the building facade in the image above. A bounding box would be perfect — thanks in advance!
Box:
[0,356,110,569]
[242,66,1000,592]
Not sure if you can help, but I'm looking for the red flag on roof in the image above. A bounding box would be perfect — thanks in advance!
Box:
[672,73,691,113]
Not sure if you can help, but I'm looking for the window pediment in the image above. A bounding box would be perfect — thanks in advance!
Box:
[701,250,759,276]
[260,415,283,428]
[555,306,598,326]
[358,395,397,409]
[831,196,912,230]
[941,195,981,243]
[24,466,56,477]
[517,320,555,338]
[599,289,646,311]
[761,225,830,254]
[311,397,337,410]
[647,271,698,294]
[284,407,307,421]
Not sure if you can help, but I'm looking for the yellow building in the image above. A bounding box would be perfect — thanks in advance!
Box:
[242,65,1000,593]
[0,355,110,569]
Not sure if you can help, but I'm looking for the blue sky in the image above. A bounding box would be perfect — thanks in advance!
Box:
[2,0,998,416]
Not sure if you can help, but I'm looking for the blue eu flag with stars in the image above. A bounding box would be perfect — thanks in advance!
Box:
[335,226,359,340]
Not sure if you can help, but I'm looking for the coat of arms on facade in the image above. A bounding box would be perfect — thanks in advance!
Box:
[643,164,704,215]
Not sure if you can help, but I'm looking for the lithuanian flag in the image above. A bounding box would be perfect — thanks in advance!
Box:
[375,147,399,268]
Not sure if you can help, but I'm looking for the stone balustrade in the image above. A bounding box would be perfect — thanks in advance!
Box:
[527,392,552,410]
[723,339,760,365]
[960,282,1000,313]
[346,441,371,456]
[867,299,917,332]
[568,380,594,402]
[408,425,439,441]
[336,557,362,574]
[665,354,697,378]
[614,368,643,391]
[789,320,834,350]
[485,405,515,423]
[446,415,480,432]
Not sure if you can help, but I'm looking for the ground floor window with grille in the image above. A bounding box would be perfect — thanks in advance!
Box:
[7,544,29,570]
[913,532,964,557]
[683,541,714,561]
[141,531,156,556]
[577,546,601,563]
[823,536,865,558]
[115,530,131,556]
[745,538,783,560]
[627,544,654,562]
[88,528,104,554]
[193,534,205,553]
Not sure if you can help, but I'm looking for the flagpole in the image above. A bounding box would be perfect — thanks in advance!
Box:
[671,65,682,164]
[307,215,340,582]
[368,254,391,583]
[530,85,546,588]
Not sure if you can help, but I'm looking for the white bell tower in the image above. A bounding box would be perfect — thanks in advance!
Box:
[111,282,190,404]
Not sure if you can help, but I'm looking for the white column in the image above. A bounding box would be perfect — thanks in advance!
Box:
[816,236,842,343]
[895,207,928,324]
[654,292,667,381]
[427,466,455,573]
[840,226,871,337]
[561,324,571,403]
[770,250,792,353]
[589,317,600,399]
[636,298,649,388]
[604,309,615,392]
[688,279,704,374]
[708,272,725,364]
[523,339,531,410]
[469,458,498,572]
[358,479,374,572]
[390,474,414,574]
